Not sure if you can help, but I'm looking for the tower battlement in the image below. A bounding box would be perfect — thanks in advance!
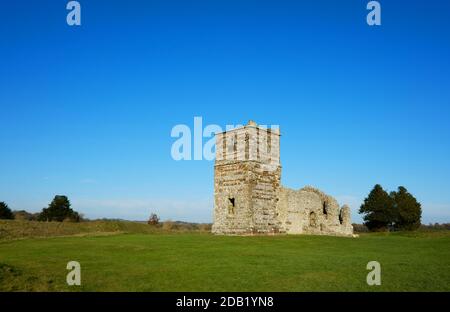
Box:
[215,120,280,169]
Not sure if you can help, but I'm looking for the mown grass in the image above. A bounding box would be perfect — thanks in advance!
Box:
[0,226,449,292]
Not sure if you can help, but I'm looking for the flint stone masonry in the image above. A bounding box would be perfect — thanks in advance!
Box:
[212,121,353,236]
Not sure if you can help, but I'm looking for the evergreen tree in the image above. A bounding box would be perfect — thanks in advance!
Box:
[38,195,80,222]
[0,202,14,220]
[359,184,395,231]
[391,186,422,231]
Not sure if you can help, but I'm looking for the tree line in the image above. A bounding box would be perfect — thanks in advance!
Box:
[0,195,81,222]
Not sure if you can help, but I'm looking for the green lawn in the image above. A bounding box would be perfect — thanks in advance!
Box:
[1,231,449,291]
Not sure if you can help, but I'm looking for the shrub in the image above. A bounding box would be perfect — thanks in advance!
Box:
[12,210,38,221]
[352,223,369,233]
[198,223,212,232]
[0,202,14,220]
[148,213,160,225]
[162,220,177,231]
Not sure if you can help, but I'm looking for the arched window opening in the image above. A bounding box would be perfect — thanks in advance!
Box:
[309,211,317,228]
[227,197,235,215]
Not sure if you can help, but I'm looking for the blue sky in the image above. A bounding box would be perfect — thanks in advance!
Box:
[1,0,450,223]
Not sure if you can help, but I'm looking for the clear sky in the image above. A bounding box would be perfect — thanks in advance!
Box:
[1,0,450,223]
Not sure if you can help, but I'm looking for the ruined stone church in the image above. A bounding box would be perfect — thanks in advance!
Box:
[212,121,353,236]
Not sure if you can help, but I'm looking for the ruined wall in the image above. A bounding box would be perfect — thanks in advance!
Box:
[276,186,353,236]
[212,121,353,237]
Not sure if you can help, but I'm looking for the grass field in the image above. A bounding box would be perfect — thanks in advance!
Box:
[0,221,449,291]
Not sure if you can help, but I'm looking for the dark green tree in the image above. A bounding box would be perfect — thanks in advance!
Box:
[359,184,395,231]
[38,195,80,222]
[391,186,422,231]
[0,202,14,220]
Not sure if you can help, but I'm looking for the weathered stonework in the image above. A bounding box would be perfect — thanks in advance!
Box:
[212,121,353,236]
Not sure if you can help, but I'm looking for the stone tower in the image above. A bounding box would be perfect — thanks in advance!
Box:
[211,121,282,234]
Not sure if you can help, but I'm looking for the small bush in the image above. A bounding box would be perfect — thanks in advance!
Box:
[352,223,369,233]
[148,213,160,226]
[198,223,212,232]
[162,220,177,231]
[12,210,38,221]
